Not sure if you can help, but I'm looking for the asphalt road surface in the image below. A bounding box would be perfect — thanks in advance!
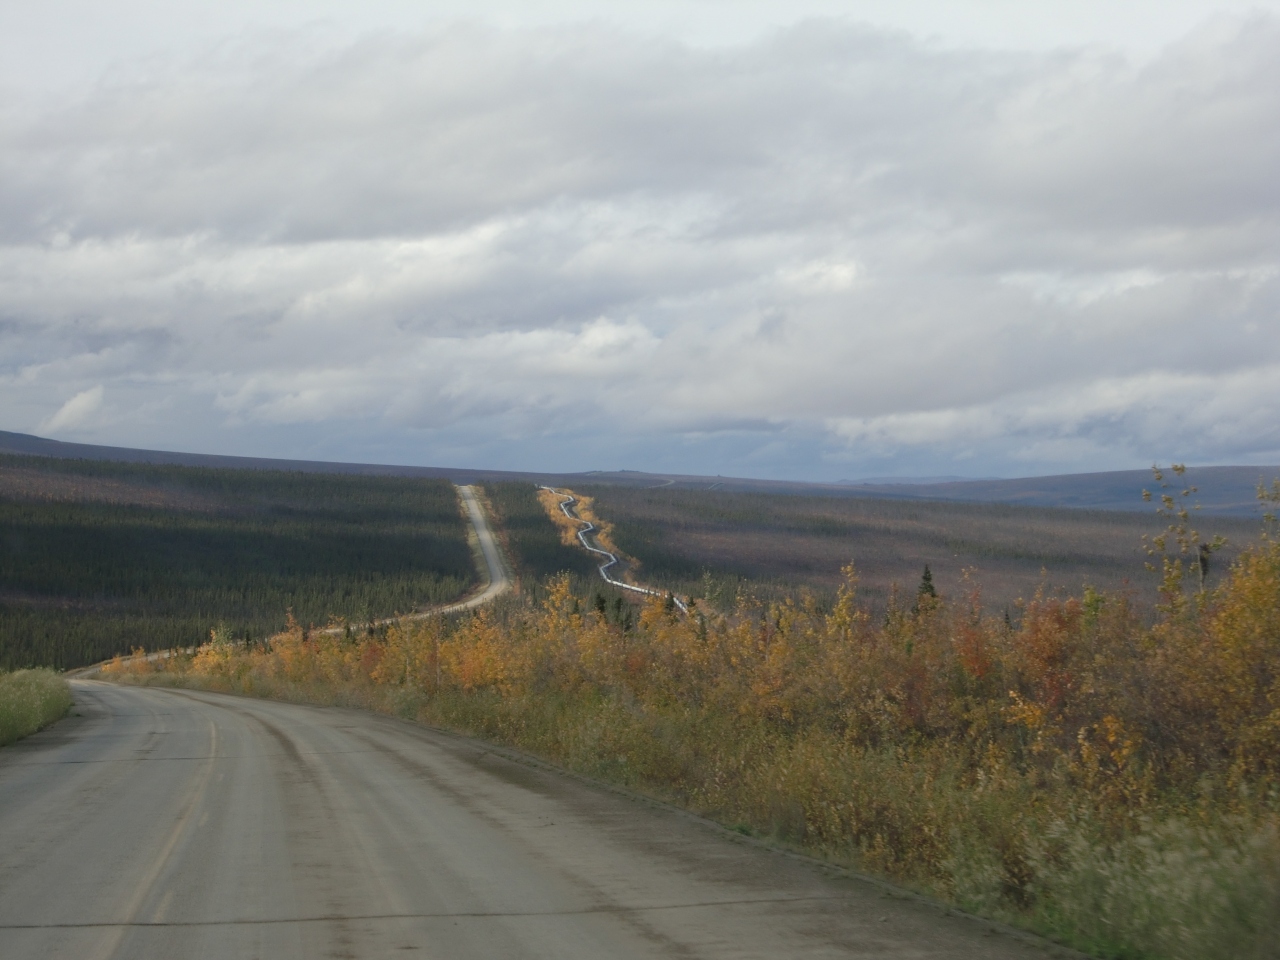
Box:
[0,683,1064,959]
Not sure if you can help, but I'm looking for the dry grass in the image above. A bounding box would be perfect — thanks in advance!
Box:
[0,669,72,747]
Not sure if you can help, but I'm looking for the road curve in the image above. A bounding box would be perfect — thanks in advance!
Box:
[444,484,511,613]
[71,485,510,674]
[309,483,510,640]
[0,683,1062,959]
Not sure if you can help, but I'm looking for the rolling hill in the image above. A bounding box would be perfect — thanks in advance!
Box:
[2,429,1275,515]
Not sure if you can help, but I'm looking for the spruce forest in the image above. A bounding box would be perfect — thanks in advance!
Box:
[0,455,475,669]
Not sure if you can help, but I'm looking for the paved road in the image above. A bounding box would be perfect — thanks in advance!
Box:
[0,683,1062,959]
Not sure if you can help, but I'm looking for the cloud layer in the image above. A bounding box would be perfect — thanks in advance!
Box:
[3,16,1279,477]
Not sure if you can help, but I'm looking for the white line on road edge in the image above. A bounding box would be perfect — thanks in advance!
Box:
[541,487,688,614]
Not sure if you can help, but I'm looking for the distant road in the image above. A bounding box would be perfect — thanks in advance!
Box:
[445,484,511,612]
[68,484,510,675]
[310,484,509,638]
[0,684,1056,959]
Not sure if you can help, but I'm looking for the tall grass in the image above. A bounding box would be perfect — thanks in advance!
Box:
[112,529,1280,959]
[0,669,73,747]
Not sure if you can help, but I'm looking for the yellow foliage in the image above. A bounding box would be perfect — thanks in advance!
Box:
[570,493,624,560]
[101,647,157,678]
[537,487,582,548]
[129,525,1280,955]
[536,486,630,568]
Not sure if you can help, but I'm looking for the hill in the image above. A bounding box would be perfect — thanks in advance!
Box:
[2,430,1274,515]
[838,467,1276,515]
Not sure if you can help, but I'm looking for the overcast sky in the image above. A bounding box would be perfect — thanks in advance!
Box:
[2,2,1278,480]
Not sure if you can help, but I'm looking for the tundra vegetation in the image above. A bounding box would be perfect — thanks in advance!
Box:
[112,474,1280,960]
[583,483,1258,613]
[0,669,72,747]
[0,456,475,669]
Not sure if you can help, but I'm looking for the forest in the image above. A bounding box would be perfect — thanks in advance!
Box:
[0,455,475,669]
[482,482,617,590]
[582,483,1260,613]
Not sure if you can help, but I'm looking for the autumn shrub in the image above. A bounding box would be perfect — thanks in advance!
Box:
[120,528,1280,959]
[536,487,584,548]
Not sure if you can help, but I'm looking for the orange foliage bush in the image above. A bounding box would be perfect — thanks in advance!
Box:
[130,533,1280,959]
[536,487,627,565]
[536,487,582,548]
[160,539,1280,811]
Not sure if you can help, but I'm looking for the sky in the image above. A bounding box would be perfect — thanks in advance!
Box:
[2,2,1279,480]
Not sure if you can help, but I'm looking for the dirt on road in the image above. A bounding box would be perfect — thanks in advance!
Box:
[0,681,1076,959]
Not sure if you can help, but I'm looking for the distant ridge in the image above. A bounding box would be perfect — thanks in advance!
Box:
[837,468,1279,516]
[840,475,1001,485]
[1,430,1275,515]
[0,429,543,485]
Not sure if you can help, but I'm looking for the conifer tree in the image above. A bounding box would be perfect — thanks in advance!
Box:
[918,564,936,598]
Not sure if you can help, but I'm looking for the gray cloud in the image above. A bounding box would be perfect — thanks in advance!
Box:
[2,16,1278,478]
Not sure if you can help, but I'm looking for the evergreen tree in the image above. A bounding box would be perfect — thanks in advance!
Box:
[918,564,937,598]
